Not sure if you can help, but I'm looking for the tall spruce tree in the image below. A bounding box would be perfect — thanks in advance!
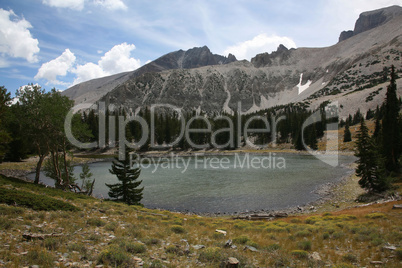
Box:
[0,86,11,162]
[355,119,387,193]
[106,152,143,205]
[343,123,352,142]
[382,65,400,172]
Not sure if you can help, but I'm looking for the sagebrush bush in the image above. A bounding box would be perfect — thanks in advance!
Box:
[86,218,106,227]
[198,247,222,263]
[43,237,60,250]
[365,212,386,219]
[26,248,54,266]
[265,243,281,252]
[297,240,312,251]
[291,250,308,259]
[170,225,185,234]
[97,245,132,267]
[342,253,358,263]
[104,221,118,231]
[166,245,181,255]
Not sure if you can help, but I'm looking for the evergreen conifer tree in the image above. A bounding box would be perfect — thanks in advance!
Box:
[343,123,352,142]
[106,152,143,205]
[355,119,387,193]
[308,124,318,150]
[382,65,400,172]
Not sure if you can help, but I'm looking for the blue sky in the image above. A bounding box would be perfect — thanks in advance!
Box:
[1,0,401,97]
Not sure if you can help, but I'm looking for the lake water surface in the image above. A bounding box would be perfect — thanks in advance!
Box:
[28,153,355,213]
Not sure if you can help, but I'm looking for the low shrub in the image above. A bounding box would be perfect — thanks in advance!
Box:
[365,213,386,219]
[98,245,132,267]
[143,238,160,246]
[291,250,308,259]
[265,225,287,233]
[198,247,223,263]
[26,248,54,266]
[104,221,118,231]
[295,230,311,237]
[166,245,181,255]
[342,253,358,263]
[297,240,312,251]
[170,225,185,234]
[86,218,106,227]
[323,232,330,240]
[43,237,60,250]
[233,235,250,244]
[124,242,146,254]
[265,243,281,252]
[67,243,88,255]
[305,216,320,224]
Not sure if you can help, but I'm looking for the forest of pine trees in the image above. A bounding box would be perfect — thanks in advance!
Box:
[75,102,328,152]
[355,65,401,194]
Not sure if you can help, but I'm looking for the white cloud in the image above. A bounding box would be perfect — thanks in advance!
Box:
[72,42,140,85]
[43,0,127,11]
[223,33,297,60]
[99,43,140,73]
[35,49,76,85]
[93,0,127,11]
[72,62,106,85]
[0,9,40,64]
[42,0,85,11]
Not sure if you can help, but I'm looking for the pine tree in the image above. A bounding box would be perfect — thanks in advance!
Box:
[343,123,352,142]
[0,86,11,162]
[80,163,95,195]
[382,65,400,172]
[106,153,143,205]
[355,119,387,193]
[372,115,382,143]
[308,124,318,150]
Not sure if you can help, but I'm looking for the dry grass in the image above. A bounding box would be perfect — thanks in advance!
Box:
[0,174,401,267]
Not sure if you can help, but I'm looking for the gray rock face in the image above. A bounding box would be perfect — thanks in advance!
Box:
[250,44,292,68]
[62,46,236,105]
[354,5,402,35]
[338,5,402,42]
[338,30,354,42]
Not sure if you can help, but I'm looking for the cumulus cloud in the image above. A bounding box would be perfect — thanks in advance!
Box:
[0,9,40,64]
[43,0,127,11]
[42,0,85,11]
[93,0,127,11]
[72,62,106,85]
[72,42,141,85]
[223,33,297,60]
[35,49,76,85]
[34,43,140,86]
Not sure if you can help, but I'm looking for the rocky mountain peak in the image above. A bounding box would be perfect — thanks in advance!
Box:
[277,44,289,52]
[339,5,402,42]
[250,44,292,68]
